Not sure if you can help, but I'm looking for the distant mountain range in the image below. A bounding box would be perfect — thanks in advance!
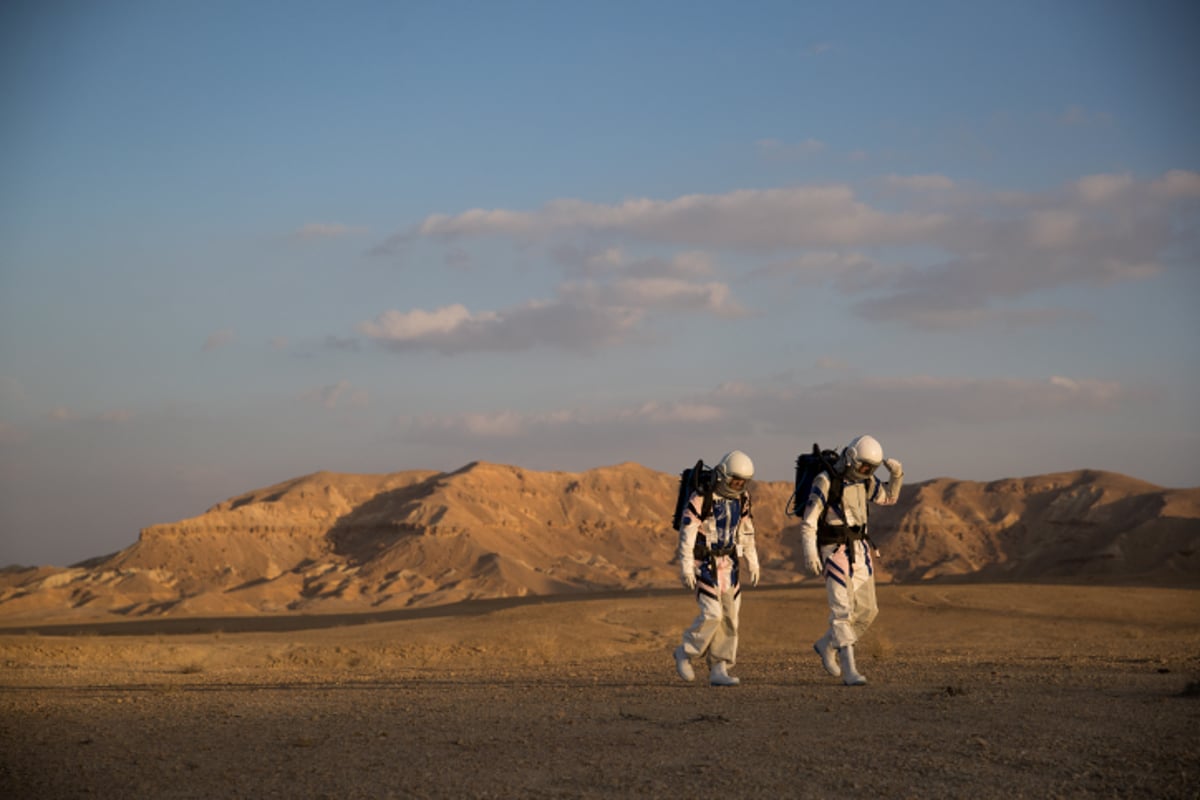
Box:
[2,462,1197,622]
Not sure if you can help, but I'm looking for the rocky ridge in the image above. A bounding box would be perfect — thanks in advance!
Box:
[1,461,1196,622]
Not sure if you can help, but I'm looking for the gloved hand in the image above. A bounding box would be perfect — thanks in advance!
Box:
[680,559,697,591]
[801,533,822,577]
[748,564,760,587]
[884,458,903,477]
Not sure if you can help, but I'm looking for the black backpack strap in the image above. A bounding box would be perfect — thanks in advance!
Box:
[828,471,844,510]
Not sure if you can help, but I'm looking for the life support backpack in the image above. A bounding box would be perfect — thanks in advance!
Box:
[788,443,844,520]
[671,460,714,531]
[671,459,751,531]
[790,443,875,564]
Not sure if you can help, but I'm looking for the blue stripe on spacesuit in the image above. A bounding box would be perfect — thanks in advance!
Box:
[697,497,742,589]
[825,557,846,587]
[825,566,847,588]
[711,499,740,549]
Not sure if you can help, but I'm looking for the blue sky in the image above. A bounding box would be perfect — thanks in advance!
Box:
[2,0,1197,567]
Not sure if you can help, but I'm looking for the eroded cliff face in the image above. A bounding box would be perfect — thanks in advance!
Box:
[869,471,1199,582]
[1,463,1196,622]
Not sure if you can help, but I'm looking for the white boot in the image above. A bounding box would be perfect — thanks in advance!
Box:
[709,661,740,687]
[673,645,695,682]
[813,632,841,677]
[837,645,867,686]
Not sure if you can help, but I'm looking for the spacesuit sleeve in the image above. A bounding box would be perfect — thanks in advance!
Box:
[737,495,758,569]
[677,490,703,565]
[797,472,832,540]
[869,472,903,506]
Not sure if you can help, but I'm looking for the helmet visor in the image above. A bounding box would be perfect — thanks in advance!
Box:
[726,476,747,491]
[852,461,878,478]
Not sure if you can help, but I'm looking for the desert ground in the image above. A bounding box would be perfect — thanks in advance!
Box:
[1,582,1198,799]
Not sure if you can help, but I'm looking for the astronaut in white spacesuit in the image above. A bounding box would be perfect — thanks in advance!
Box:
[673,450,761,687]
[799,434,902,686]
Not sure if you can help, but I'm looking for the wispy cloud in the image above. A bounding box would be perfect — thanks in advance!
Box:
[358,300,643,354]
[392,374,1145,448]
[359,246,745,354]
[397,399,728,442]
[301,381,369,409]
[376,185,948,252]
[371,170,1197,334]
[852,171,1197,326]
[553,247,717,280]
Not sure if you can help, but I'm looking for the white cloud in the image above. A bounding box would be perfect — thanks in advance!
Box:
[403,186,949,250]
[849,171,1194,327]
[359,300,642,354]
[360,249,746,354]
[1075,173,1134,204]
[359,305,484,341]
[556,247,718,280]
[1151,169,1200,199]
[1026,209,1084,249]
[560,277,745,317]
[372,169,1195,337]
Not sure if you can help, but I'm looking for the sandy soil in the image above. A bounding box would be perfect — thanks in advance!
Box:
[2,583,1198,799]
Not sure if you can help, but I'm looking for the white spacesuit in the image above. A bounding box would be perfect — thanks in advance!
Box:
[799,434,902,686]
[673,450,761,687]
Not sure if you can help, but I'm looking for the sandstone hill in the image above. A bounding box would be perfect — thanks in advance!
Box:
[1,462,1197,622]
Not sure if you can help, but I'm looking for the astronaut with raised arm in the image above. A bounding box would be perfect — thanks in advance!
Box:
[673,450,761,687]
[798,434,902,686]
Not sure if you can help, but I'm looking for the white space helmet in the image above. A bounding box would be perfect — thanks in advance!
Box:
[842,434,883,480]
[714,450,754,498]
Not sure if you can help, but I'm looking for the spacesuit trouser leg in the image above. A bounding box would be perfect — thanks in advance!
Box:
[823,541,878,650]
[680,586,741,667]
